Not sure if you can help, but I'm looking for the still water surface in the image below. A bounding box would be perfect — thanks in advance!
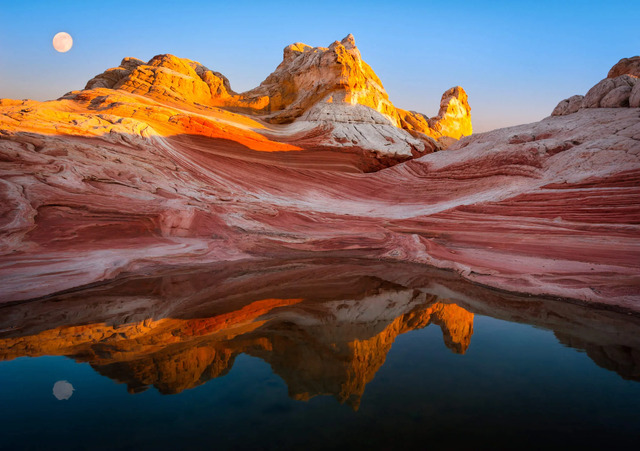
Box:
[1,259,639,450]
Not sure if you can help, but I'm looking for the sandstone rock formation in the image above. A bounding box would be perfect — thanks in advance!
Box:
[607,56,640,78]
[583,75,638,108]
[400,86,472,141]
[79,34,472,157]
[0,48,639,313]
[244,34,398,124]
[631,83,640,108]
[551,94,585,116]
[553,56,640,115]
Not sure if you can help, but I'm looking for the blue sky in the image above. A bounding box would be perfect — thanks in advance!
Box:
[1,0,638,132]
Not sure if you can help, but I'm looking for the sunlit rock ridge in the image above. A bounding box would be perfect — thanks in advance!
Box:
[0,41,638,311]
[83,34,472,155]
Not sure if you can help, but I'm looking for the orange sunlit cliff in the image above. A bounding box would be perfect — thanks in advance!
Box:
[83,34,472,146]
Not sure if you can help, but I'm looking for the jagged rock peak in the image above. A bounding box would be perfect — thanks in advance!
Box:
[250,33,472,144]
[432,86,473,139]
[397,86,472,142]
[284,34,357,62]
[341,33,356,49]
[328,33,357,51]
[246,33,393,125]
[78,36,472,147]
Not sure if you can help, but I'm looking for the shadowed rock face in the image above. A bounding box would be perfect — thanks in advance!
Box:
[0,260,638,405]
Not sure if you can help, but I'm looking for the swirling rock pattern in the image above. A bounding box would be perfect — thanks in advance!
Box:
[0,48,638,311]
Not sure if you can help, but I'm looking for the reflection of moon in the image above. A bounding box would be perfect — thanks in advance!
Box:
[52,32,73,53]
[53,380,74,400]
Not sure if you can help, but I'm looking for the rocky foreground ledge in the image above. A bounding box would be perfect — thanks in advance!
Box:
[0,41,638,311]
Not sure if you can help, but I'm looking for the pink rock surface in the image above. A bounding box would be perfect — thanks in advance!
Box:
[1,54,639,311]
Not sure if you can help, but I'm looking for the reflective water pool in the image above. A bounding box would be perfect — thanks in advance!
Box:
[1,259,639,450]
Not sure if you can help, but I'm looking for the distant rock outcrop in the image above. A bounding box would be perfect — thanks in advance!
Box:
[399,86,472,141]
[607,56,640,78]
[552,56,640,115]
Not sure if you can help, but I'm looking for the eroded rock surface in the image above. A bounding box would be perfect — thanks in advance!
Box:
[553,56,640,115]
[80,35,471,155]
[0,50,639,311]
[608,56,640,78]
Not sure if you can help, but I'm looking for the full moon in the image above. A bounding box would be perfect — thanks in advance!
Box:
[52,32,73,53]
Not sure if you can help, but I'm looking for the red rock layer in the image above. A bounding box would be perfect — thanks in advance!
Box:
[0,52,639,311]
[1,104,639,308]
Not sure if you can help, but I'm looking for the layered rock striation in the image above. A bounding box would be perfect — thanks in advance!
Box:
[0,45,638,312]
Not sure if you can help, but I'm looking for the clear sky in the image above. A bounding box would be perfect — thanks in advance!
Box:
[1,0,638,132]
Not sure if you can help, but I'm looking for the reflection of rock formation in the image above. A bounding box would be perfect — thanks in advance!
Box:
[0,276,473,407]
[0,259,638,404]
[243,300,473,409]
[555,334,640,382]
[95,345,237,395]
